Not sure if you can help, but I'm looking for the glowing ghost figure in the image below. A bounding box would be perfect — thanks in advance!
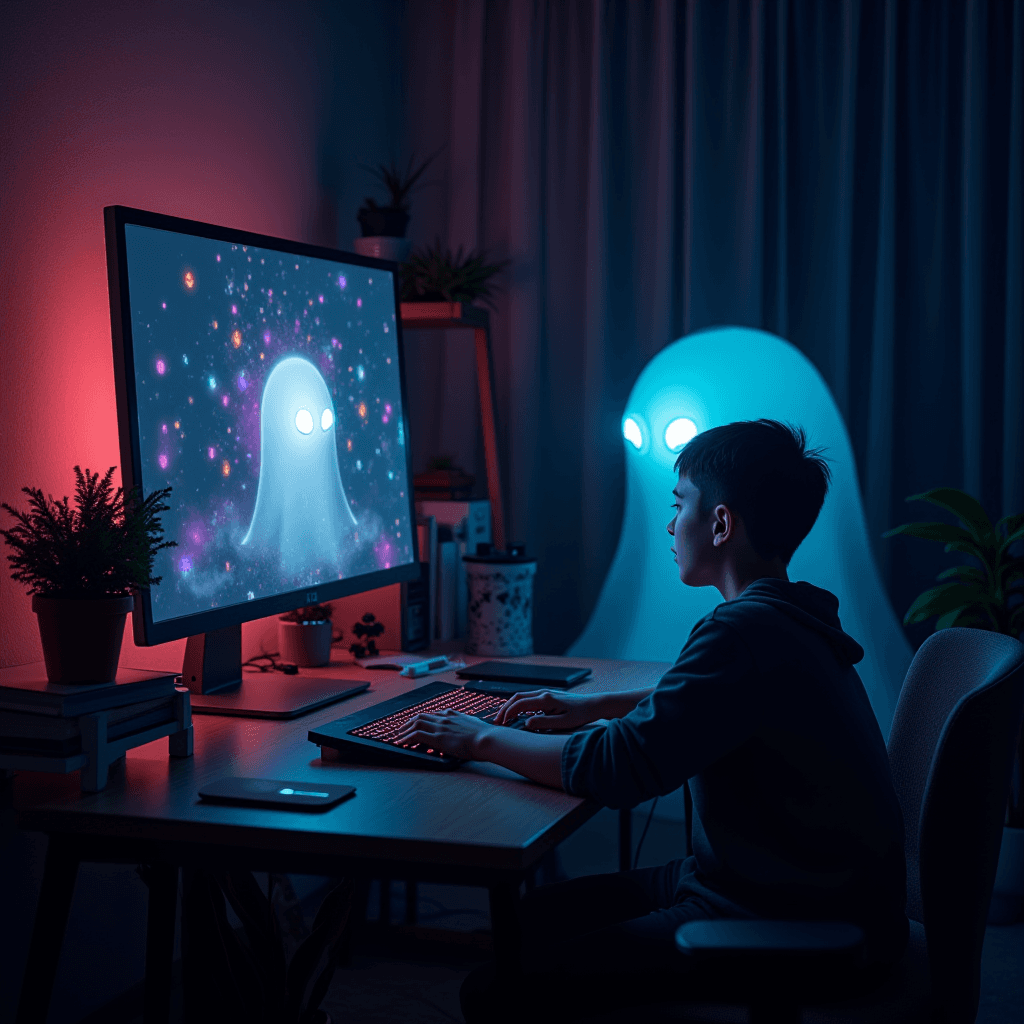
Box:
[569,327,912,739]
[242,355,357,572]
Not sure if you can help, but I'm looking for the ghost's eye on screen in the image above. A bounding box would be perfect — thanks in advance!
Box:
[321,408,334,431]
[295,409,314,434]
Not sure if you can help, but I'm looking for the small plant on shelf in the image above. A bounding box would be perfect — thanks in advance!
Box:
[357,151,438,239]
[400,239,510,309]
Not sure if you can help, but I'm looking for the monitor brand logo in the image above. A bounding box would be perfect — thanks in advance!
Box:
[306,591,318,604]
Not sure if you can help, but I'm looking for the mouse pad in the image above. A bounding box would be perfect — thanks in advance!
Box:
[198,777,355,811]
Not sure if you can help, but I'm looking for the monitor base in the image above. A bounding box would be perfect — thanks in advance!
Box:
[190,674,369,720]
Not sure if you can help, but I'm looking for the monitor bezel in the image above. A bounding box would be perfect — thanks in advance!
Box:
[105,204,420,647]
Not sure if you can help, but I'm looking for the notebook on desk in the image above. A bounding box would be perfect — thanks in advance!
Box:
[309,680,528,770]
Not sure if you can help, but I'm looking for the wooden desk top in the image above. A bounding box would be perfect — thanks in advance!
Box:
[14,655,670,876]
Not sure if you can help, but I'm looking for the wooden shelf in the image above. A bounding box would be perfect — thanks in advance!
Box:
[399,303,506,550]
[400,301,490,330]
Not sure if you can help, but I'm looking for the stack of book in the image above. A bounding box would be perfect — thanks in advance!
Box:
[0,663,192,792]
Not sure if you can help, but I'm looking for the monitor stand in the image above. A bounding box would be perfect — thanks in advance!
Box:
[182,625,369,720]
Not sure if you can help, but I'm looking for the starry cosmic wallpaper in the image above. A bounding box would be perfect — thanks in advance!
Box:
[122,223,414,625]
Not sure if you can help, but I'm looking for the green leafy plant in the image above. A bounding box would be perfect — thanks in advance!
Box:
[883,488,1024,635]
[400,239,510,309]
[0,466,175,598]
[279,604,334,624]
[886,488,1024,828]
[359,151,438,214]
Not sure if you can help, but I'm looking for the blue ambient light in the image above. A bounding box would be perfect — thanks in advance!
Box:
[278,788,330,798]
[622,416,644,450]
[570,326,913,740]
[664,417,697,452]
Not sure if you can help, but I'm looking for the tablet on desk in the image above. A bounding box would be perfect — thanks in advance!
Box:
[198,777,355,811]
[455,661,591,689]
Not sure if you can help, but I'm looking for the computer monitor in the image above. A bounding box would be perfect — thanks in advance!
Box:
[104,205,419,717]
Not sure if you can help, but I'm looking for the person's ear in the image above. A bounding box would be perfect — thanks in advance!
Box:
[711,505,734,547]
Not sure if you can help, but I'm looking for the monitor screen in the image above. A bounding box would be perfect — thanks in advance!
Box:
[106,207,418,647]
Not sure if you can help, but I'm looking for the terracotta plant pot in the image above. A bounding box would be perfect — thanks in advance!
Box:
[278,619,333,668]
[32,593,134,685]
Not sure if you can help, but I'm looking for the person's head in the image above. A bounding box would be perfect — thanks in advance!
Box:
[667,420,831,591]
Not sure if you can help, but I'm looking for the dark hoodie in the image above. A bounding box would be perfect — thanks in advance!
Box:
[561,578,908,963]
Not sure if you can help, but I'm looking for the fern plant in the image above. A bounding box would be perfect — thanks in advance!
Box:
[884,488,1024,635]
[399,239,510,309]
[1,466,175,598]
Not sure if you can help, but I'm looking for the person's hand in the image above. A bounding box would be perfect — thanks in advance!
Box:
[492,689,610,731]
[393,710,494,760]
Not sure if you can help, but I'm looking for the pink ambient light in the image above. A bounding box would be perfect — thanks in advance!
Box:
[208,447,216,459]
[155,359,166,375]
[158,454,168,469]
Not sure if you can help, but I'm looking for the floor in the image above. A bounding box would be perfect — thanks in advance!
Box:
[7,803,1024,1023]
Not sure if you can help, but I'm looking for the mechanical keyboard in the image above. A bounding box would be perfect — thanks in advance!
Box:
[309,680,526,770]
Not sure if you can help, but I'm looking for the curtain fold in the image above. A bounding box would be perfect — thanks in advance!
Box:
[403,0,1024,654]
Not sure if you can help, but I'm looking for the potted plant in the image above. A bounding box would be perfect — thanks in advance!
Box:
[399,238,510,310]
[885,487,1024,921]
[277,604,337,668]
[1,466,174,685]
[354,151,438,262]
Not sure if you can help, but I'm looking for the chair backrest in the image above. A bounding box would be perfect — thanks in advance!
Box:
[886,627,1024,1023]
[569,327,912,737]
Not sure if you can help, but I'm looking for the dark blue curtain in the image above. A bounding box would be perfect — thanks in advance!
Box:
[402,0,1023,655]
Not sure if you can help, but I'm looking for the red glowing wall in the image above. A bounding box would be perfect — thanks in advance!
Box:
[0,0,405,670]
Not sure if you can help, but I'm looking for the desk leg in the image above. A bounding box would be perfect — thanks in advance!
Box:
[16,836,80,1024]
[618,808,632,871]
[143,863,178,1024]
[488,882,522,978]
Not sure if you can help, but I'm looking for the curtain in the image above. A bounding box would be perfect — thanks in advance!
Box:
[401,0,1024,655]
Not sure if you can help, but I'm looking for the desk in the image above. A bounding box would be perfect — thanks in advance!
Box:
[14,654,669,1024]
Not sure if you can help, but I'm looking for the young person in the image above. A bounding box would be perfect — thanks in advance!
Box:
[396,419,908,1021]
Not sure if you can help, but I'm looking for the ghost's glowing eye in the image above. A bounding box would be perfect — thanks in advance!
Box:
[622,417,643,450]
[321,408,334,431]
[295,409,314,434]
[664,418,698,452]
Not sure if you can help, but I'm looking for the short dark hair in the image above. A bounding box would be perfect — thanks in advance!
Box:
[673,420,831,564]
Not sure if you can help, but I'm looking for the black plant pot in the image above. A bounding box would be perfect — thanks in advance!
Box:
[32,593,134,684]
[357,207,409,238]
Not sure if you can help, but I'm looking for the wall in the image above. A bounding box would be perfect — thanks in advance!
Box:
[0,0,406,672]
[0,2,405,1018]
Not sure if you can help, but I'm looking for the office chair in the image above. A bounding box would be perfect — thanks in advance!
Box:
[660,627,1024,1024]
[569,327,912,739]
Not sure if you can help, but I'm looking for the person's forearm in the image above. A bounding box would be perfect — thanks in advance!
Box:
[473,727,569,789]
[598,686,655,719]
